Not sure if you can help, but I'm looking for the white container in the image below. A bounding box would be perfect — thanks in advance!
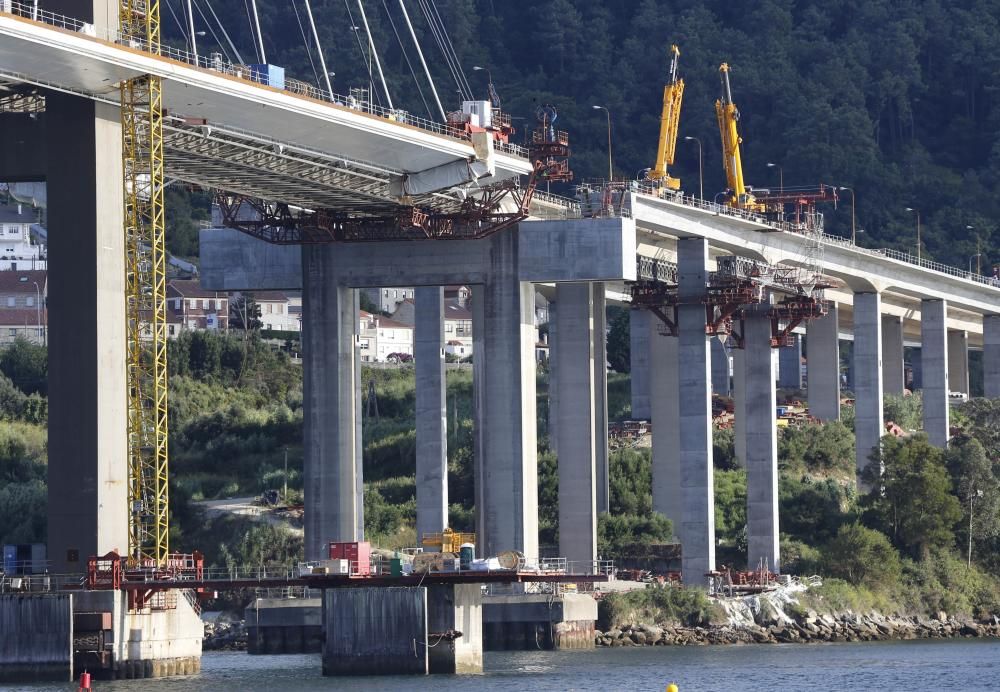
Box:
[326,559,350,575]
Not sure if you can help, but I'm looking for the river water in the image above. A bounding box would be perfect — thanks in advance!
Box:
[8,639,1000,691]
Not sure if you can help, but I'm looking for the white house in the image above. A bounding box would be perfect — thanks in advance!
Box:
[0,203,45,271]
[358,311,413,362]
[253,291,302,332]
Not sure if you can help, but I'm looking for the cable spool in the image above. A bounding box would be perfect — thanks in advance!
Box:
[496,550,525,571]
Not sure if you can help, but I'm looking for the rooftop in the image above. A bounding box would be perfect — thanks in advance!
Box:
[167,279,226,299]
[0,203,36,224]
[0,269,46,293]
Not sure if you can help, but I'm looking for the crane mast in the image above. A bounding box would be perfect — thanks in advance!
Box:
[647,44,684,190]
[715,63,763,212]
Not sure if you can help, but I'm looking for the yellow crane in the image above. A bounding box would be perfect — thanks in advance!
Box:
[714,63,765,212]
[120,0,170,567]
[647,45,684,190]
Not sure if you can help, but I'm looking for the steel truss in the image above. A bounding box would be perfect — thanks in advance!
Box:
[120,0,169,567]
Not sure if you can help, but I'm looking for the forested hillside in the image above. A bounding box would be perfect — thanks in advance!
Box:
[165,0,1000,269]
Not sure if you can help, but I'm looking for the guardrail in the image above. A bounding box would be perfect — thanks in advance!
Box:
[1,0,529,156]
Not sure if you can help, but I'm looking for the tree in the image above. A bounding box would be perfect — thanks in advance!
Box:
[0,339,47,395]
[229,294,262,334]
[821,523,901,588]
[945,436,1000,564]
[606,308,630,373]
[861,435,963,558]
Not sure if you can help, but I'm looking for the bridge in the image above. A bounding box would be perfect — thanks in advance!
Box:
[2,0,1000,681]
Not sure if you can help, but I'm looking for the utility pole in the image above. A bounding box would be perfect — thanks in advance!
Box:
[283,447,289,504]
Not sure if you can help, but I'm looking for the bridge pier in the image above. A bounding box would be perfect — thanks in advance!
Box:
[592,283,610,514]
[882,315,905,395]
[677,237,715,587]
[807,303,841,421]
[415,286,448,541]
[629,309,652,419]
[778,335,802,390]
[922,299,950,447]
[650,319,680,528]
[712,336,731,396]
[732,348,746,466]
[985,315,1000,398]
[853,292,884,483]
[948,329,969,397]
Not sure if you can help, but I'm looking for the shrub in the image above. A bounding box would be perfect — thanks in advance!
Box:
[821,523,901,588]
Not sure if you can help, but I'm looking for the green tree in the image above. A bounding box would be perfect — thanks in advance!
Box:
[606,308,630,373]
[821,523,901,588]
[862,435,963,558]
[0,339,47,395]
[945,436,1000,563]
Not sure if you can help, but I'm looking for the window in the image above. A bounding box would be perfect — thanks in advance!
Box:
[26,296,33,307]
[8,328,15,337]
[6,297,13,308]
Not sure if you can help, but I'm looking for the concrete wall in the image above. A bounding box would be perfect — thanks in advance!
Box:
[0,594,73,682]
[482,593,597,651]
[323,587,428,675]
[245,597,323,654]
[426,584,483,674]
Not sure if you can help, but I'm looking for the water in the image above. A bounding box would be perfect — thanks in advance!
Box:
[7,639,1000,692]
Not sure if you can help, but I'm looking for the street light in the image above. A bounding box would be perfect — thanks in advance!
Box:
[905,207,921,261]
[967,226,981,275]
[684,136,703,201]
[766,162,783,195]
[969,488,983,567]
[592,105,613,181]
[838,186,856,244]
[472,65,497,105]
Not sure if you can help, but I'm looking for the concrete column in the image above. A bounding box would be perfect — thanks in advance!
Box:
[807,303,840,421]
[881,315,905,395]
[922,300,950,447]
[744,305,779,573]
[415,286,448,542]
[732,348,746,466]
[472,232,538,560]
[650,319,680,528]
[547,302,558,454]
[302,246,359,560]
[778,335,802,390]
[985,315,1000,398]
[677,238,715,587]
[45,94,127,572]
[592,282,610,514]
[711,336,731,396]
[554,283,597,566]
[853,293,883,480]
[948,330,969,396]
[630,309,651,419]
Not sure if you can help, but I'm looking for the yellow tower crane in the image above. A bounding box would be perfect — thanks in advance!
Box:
[714,63,764,212]
[647,44,685,190]
[119,0,170,566]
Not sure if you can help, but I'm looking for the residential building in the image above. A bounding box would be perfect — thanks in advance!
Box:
[166,279,229,338]
[0,202,45,271]
[0,269,47,345]
[392,295,474,357]
[358,311,414,362]
[253,291,301,332]
[363,286,414,314]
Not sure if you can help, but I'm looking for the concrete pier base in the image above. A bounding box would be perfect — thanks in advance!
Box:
[922,299,950,448]
[322,586,482,675]
[807,304,841,421]
[483,593,597,650]
[245,597,323,654]
[0,594,73,683]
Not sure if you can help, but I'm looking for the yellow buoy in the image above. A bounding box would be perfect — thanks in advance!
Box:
[667,684,679,692]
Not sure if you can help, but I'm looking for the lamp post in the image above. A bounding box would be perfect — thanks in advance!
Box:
[31,281,41,345]
[766,162,783,195]
[592,105,613,181]
[684,136,703,201]
[968,226,980,275]
[838,186,856,243]
[969,488,983,568]
[473,65,499,108]
[906,207,921,261]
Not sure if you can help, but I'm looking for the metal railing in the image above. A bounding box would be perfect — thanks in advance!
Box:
[1,1,526,153]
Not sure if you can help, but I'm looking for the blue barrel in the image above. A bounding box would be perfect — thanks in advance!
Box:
[459,543,475,570]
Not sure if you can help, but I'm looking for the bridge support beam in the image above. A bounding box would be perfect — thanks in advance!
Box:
[592,282,610,514]
[554,283,598,566]
[712,336,731,396]
[732,348,746,466]
[650,321,680,528]
[985,315,1000,398]
[853,293,883,484]
[302,246,361,560]
[415,286,448,542]
[630,309,652,419]
[744,304,779,573]
[881,315,905,396]
[807,304,841,421]
[46,94,128,572]
[948,329,969,397]
[922,300,950,448]
[677,238,715,587]
[778,335,802,390]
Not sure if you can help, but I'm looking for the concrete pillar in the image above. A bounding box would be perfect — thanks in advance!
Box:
[554,283,597,566]
[45,94,128,572]
[427,584,483,674]
[592,282,610,514]
[649,319,680,528]
[853,293,883,480]
[744,305,779,573]
[471,232,538,559]
[415,286,448,542]
[547,302,558,454]
[778,335,802,390]
[732,348,746,466]
[302,246,359,560]
[922,300,950,447]
[985,315,1000,398]
[677,238,715,587]
[948,330,969,396]
[881,315,905,395]
[711,336,731,396]
[807,303,840,421]
[630,309,651,419]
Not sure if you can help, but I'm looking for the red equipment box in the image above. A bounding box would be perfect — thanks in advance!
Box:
[328,541,371,575]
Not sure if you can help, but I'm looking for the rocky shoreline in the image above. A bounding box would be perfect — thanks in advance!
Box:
[596,612,1000,647]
